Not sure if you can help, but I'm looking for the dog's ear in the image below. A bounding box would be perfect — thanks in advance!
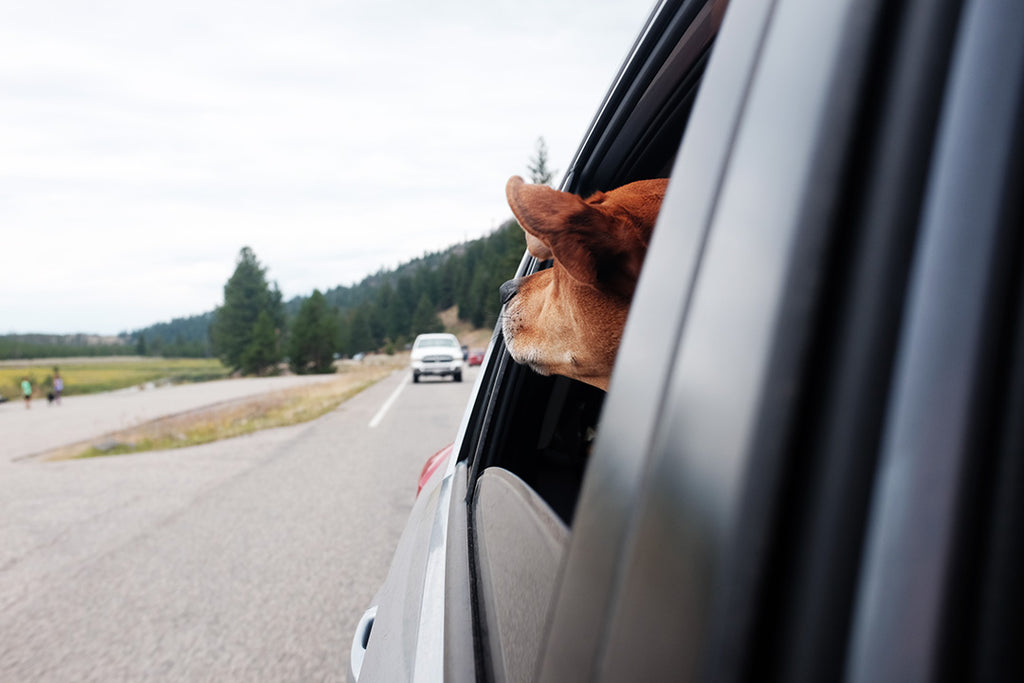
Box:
[524,232,553,261]
[506,176,653,296]
[506,176,608,286]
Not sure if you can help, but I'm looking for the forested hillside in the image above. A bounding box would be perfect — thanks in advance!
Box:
[1,220,525,362]
[133,218,525,358]
[318,218,524,355]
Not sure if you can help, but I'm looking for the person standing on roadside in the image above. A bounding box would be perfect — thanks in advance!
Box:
[21,377,32,409]
[53,369,63,405]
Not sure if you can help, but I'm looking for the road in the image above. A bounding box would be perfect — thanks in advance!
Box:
[0,367,478,681]
[0,373,347,462]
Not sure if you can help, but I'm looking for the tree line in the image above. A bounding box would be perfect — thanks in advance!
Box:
[0,219,524,365]
[209,219,524,374]
[0,334,131,360]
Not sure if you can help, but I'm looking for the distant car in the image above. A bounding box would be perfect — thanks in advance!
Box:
[409,333,463,383]
[351,352,366,362]
[467,348,485,366]
[460,345,469,361]
[352,0,1024,680]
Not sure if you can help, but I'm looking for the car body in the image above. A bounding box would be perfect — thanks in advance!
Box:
[416,444,453,498]
[352,0,1024,680]
[467,349,485,366]
[409,333,464,383]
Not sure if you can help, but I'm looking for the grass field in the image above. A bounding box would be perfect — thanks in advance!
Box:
[0,357,231,401]
[38,357,407,460]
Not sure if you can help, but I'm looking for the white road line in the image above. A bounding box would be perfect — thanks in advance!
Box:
[368,374,410,428]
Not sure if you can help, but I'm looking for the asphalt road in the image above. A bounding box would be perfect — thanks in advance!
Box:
[0,367,478,681]
[0,373,346,462]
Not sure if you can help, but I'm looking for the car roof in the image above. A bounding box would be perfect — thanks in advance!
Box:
[413,333,457,341]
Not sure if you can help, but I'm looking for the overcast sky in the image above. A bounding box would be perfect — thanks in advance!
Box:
[1,0,655,336]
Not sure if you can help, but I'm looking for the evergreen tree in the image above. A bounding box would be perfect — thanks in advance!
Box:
[468,269,491,328]
[240,310,281,375]
[394,276,417,340]
[211,247,285,373]
[411,267,438,312]
[411,294,444,334]
[288,290,338,374]
[437,259,458,310]
[347,306,376,355]
[370,282,394,346]
[528,136,556,186]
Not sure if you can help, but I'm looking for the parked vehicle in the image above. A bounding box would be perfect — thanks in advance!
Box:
[352,0,1024,680]
[410,333,464,383]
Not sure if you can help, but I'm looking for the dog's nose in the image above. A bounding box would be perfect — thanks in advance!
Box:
[499,279,520,305]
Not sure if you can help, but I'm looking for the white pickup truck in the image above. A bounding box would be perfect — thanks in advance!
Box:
[409,333,463,383]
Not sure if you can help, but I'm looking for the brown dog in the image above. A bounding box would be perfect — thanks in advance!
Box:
[500,175,669,391]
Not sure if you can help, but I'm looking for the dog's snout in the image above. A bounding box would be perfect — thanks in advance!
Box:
[499,279,521,306]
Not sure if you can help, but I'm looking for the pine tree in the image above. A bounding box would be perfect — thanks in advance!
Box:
[411,294,444,334]
[527,136,556,186]
[394,276,418,341]
[211,247,285,373]
[288,290,338,374]
[240,310,281,376]
[347,307,376,356]
[468,269,490,328]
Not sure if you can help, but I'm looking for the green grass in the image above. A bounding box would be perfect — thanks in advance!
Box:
[56,360,405,459]
[0,357,231,400]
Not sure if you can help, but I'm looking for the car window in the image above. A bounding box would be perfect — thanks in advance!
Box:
[464,1,723,524]
[461,2,727,680]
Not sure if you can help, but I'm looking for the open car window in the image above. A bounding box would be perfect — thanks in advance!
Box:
[460,2,729,681]
[461,0,726,523]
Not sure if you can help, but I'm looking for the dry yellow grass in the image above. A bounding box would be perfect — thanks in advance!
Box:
[42,357,406,461]
[0,357,229,400]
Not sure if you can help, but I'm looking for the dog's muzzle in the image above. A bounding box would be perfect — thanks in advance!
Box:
[499,278,521,306]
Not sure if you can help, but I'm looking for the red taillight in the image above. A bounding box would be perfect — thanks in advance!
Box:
[416,443,454,498]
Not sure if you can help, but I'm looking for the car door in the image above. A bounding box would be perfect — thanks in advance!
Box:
[353,0,1024,679]
[537,0,1024,681]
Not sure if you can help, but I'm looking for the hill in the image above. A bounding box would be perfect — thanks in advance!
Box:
[1,220,524,361]
[129,219,521,359]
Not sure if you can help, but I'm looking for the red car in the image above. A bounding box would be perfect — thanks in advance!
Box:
[467,348,485,366]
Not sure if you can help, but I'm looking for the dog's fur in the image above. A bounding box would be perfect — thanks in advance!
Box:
[501,175,668,391]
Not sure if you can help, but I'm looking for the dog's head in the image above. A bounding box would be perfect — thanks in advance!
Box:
[501,175,668,391]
